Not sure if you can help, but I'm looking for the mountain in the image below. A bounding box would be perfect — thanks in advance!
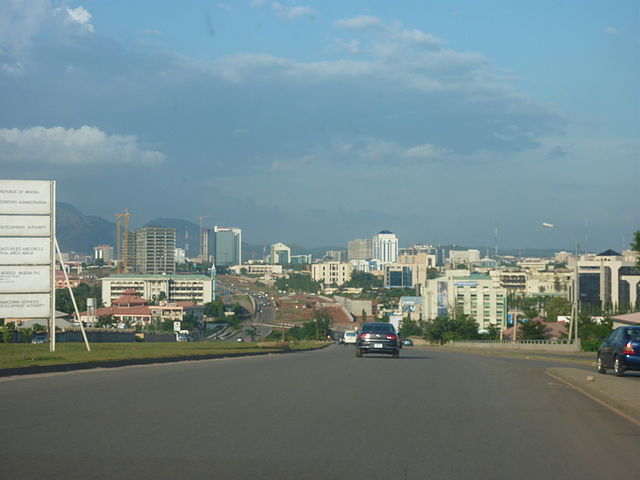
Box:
[56,203,115,254]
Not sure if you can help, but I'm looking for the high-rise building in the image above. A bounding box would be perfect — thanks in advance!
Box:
[325,250,345,262]
[94,245,114,263]
[372,231,398,263]
[214,226,242,266]
[135,226,176,274]
[270,243,291,265]
[348,238,372,260]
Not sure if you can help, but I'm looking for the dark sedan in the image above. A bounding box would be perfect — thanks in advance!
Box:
[355,322,400,358]
[597,326,640,377]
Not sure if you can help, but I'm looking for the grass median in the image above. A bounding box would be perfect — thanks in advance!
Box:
[0,341,330,370]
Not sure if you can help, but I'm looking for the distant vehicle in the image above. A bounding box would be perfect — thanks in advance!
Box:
[403,338,414,346]
[31,332,48,344]
[236,337,244,342]
[343,331,357,345]
[597,326,640,377]
[355,322,400,358]
[176,330,190,342]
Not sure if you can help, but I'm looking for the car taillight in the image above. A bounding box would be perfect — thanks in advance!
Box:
[359,333,367,340]
[386,334,397,340]
[622,342,636,355]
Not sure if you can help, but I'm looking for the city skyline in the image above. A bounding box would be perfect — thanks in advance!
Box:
[1,1,638,251]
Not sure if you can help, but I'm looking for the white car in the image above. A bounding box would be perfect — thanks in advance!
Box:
[343,331,358,345]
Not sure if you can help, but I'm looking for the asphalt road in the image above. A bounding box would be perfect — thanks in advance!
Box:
[2,346,639,480]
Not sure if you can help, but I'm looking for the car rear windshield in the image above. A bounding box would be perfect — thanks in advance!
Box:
[627,329,640,341]
[362,324,395,334]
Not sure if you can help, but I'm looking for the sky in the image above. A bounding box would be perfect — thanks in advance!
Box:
[0,0,638,252]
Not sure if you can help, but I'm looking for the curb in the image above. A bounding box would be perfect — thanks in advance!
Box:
[546,367,640,426]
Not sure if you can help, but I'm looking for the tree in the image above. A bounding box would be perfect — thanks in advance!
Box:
[632,230,640,267]
[399,317,423,337]
[244,326,259,341]
[578,314,613,351]
[423,314,480,343]
[517,319,547,340]
[343,271,383,290]
[544,297,572,323]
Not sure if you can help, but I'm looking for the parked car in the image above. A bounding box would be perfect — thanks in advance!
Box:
[597,326,640,377]
[343,331,358,345]
[403,338,414,347]
[355,322,400,358]
[31,332,48,344]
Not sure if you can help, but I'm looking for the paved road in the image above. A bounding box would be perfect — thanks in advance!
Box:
[2,346,639,479]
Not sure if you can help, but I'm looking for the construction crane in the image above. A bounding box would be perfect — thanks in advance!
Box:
[115,209,131,272]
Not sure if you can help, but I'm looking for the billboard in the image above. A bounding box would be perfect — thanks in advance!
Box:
[0,180,54,319]
[437,281,449,317]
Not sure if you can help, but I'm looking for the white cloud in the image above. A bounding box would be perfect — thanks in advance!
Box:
[271,3,317,20]
[0,126,164,165]
[251,0,268,7]
[67,6,94,32]
[335,15,384,31]
[604,26,619,35]
[402,144,447,159]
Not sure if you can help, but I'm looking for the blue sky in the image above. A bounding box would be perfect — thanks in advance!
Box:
[0,0,638,252]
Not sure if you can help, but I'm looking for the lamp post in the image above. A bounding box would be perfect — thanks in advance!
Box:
[542,222,580,346]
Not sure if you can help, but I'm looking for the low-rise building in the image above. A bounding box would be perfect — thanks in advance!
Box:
[312,261,353,286]
[101,274,215,306]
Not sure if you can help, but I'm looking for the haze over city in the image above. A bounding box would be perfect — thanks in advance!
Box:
[0,1,638,251]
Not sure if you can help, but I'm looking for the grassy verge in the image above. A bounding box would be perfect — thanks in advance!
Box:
[0,341,329,370]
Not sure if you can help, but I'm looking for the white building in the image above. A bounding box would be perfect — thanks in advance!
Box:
[269,243,291,265]
[229,264,283,276]
[372,230,398,263]
[102,274,215,306]
[422,271,507,330]
[311,261,353,286]
[578,249,640,310]
[449,249,480,267]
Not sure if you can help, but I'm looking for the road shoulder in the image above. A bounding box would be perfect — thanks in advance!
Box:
[546,367,640,426]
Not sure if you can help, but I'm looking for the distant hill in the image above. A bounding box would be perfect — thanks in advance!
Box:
[56,203,115,254]
[54,203,561,260]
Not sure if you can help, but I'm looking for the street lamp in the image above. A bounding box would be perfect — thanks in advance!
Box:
[542,222,580,347]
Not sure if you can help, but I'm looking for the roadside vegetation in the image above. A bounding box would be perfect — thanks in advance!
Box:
[0,341,329,370]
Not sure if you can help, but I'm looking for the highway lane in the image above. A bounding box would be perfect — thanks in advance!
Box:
[2,346,639,479]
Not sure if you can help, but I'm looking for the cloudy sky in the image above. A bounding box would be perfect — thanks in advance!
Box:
[1,0,638,252]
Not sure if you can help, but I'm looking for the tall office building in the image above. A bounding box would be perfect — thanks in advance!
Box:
[372,231,398,263]
[214,226,242,266]
[348,238,372,260]
[270,243,291,265]
[135,226,176,274]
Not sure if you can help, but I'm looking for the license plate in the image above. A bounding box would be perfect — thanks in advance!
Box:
[374,343,383,348]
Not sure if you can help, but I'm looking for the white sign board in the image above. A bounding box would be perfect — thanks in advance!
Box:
[0,180,54,322]
[0,237,50,264]
[0,266,51,292]
[0,293,51,318]
[0,215,51,236]
[0,180,51,214]
[174,321,181,332]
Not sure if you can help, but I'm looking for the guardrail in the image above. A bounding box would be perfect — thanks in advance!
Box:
[447,339,582,352]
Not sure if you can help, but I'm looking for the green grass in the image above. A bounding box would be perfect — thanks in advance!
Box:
[0,341,329,370]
